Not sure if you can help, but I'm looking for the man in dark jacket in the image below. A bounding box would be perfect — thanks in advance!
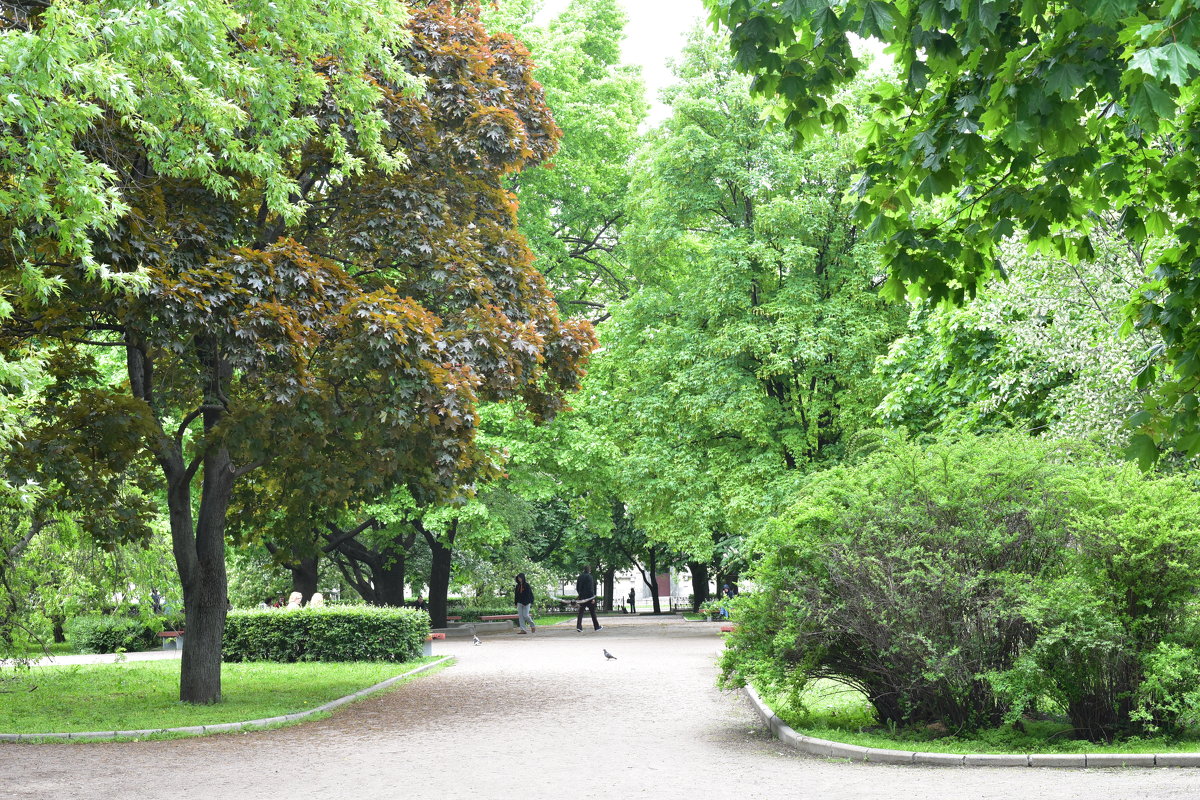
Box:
[575,566,602,632]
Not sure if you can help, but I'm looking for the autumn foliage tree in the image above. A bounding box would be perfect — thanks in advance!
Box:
[2,1,594,703]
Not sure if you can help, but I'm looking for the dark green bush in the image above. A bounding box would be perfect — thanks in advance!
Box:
[723,433,1200,740]
[64,614,181,654]
[223,606,429,662]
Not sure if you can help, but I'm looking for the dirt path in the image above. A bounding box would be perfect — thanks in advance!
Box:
[4,615,1200,799]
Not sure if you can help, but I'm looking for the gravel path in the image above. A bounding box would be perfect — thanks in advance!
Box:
[4,615,1200,799]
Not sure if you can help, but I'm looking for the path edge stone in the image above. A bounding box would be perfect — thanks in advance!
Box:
[1,655,453,743]
[741,686,1193,768]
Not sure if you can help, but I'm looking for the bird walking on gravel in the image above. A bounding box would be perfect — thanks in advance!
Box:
[604,649,617,661]
[472,634,482,646]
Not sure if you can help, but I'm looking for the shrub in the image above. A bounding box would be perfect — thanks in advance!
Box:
[223,606,429,662]
[64,613,180,654]
[992,469,1200,739]
[724,433,1200,741]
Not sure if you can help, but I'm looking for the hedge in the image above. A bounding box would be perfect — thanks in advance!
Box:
[64,614,183,654]
[223,606,430,663]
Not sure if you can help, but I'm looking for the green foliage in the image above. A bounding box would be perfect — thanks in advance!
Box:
[0,0,417,292]
[724,433,1200,740]
[877,233,1164,451]
[63,614,181,654]
[568,31,905,552]
[3,1,595,703]
[992,469,1200,739]
[222,606,429,663]
[705,0,1200,452]
[505,0,649,318]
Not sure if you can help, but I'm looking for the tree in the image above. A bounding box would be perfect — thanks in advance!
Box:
[2,2,594,703]
[705,0,1200,455]
[0,0,416,300]
[877,231,1166,453]
[507,0,649,321]
[574,30,905,551]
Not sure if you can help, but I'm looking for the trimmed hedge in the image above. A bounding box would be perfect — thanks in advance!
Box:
[64,614,183,654]
[223,606,430,663]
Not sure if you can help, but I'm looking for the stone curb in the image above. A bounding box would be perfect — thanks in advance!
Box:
[742,686,1197,768]
[2,656,453,743]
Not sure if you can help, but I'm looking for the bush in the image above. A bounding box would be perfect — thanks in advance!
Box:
[64,613,181,654]
[223,606,429,662]
[446,605,517,621]
[991,469,1200,740]
[723,433,1200,740]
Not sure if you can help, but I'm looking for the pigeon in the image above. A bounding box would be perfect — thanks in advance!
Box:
[603,648,617,660]
[472,634,482,646]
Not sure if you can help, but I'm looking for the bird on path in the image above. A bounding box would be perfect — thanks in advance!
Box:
[472,634,482,646]
[603,649,617,660]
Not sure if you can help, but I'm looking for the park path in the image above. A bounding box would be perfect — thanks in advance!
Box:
[4,615,1200,800]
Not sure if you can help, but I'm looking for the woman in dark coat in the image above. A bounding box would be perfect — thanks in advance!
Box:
[515,573,535,634]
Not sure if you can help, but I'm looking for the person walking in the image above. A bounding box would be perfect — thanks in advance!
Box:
[575,565,602,632]
[515,573,536,634]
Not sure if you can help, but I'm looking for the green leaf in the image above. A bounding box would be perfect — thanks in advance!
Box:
[1126,433,1159,470]
[1045,62,1086,99]
[1128,80,1177,127]
[1151,42,1200,87]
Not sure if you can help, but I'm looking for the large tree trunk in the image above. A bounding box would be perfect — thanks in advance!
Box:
[376,545,407,607]
[419,520,455,628]
[292,555,318,603]
[601,566,615,612]
[172,442,234,704]
[687,561,709,613]
[158,341,235,705]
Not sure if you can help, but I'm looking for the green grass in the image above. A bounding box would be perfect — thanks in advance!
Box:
[0,657,442,734]
[762,680,1200,755]
[532,614,577,626]
[10,642,77,659]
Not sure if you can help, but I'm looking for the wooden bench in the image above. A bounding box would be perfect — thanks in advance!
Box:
[445,615,461,621]
[158,630,185,649]
[720,625,736,633]
[479,614,519,622]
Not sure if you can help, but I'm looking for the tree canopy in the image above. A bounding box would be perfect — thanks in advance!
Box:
[2,0,594,702]
[705,0,1200,456]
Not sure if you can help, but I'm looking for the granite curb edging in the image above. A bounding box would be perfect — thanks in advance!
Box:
[0,655,454,743]
[743,686,1199,768]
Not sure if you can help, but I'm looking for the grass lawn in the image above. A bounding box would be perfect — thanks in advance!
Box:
[763,680,1200,755]
[531,614,577,626]
[10,642,76,659]
[1,657,443,735]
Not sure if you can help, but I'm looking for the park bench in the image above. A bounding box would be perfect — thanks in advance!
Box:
[479,614,518,622]
[158,630,185,650]
[445,615,461,621]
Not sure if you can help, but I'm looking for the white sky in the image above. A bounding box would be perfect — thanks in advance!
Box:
[537,0,710,124]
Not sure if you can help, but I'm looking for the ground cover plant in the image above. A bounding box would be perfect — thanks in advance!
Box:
[0,658,438,734]
[760,681,1200,755]
[722,433,1200,742]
